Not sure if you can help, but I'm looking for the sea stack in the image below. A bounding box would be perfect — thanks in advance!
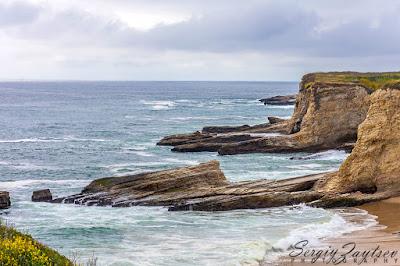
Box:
[0,191,11,209]
[32,189,53,202]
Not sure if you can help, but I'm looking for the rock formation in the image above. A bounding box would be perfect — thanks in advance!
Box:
[259,95,296,105]
[0,191,11,209]
[32,189,53,202]
[52,82,400,211]
[159,72,378,155]
[316,84,400,195]
[267,116,286,124]
[51,160,327,210]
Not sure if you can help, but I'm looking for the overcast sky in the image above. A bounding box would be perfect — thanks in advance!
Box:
[1,0,399,81]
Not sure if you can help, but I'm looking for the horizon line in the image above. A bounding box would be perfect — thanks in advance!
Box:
[0,79,298,83]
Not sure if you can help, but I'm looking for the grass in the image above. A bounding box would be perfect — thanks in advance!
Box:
[303,71,400,90]
[0,221,73,266]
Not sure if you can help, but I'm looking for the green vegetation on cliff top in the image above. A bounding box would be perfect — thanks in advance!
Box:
[303,71,400,90]
[0,222,72,265]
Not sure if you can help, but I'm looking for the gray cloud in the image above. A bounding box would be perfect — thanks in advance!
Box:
[1,0,400,80]
[0,1,41,26]
[4,1,400,57]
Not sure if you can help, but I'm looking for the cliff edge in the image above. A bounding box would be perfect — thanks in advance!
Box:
[159,72,400,155]
[317,83,400,195]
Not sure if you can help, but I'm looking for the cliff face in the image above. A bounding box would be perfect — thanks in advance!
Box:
[319,85,400,194]
[159,72,400,155]
[218,78,372,155]
[288,78,371,148]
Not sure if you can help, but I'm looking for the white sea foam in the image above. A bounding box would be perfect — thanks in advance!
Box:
[163,158,200,165]
[0,136,107,144]
[167,116,220,121]
[0,161,58,171]
[264,205,378,263]
[140,100,176,110]
[0,179,90,190]
[286,163,324,170]
[0,138,63,143]
[300,150,349,161]
[266,105,295,109]
[131,151,154,157]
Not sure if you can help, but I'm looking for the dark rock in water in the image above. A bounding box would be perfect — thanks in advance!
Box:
[157,122,290,153]
[259,95,296,105]
[268,116,286,124]
[202,125,251,133]
[337,142,355,153]
[0,191,11,209]
[32,189,53,202]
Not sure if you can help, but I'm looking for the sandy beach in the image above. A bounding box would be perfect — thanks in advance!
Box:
[267,198,400,266]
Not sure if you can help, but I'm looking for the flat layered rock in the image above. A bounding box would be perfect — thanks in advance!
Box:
[259,95,297,105]
[157,122,290,153]
[51,160,392,212]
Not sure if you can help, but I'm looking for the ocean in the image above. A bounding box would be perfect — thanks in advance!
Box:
[0,81,376,265]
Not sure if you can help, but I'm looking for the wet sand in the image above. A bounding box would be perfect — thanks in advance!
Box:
[265,197,400,266]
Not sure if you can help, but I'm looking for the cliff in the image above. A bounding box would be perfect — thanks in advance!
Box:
[317,83,400,195]
[159,72,400,155]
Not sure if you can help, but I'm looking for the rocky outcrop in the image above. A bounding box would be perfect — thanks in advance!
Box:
[259,95,296,105]
[50,160,388,211]
[267,116,286,124]
[32,189,53,202]
[159,72,379,155]
[0,191,11,209]
[316,85,400,195]
[157,122,290,152]
[51,160,328,210]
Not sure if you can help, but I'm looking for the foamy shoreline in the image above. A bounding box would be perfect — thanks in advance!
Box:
[266,198,400,265]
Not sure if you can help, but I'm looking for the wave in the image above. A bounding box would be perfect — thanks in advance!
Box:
[0,161,59,171]
[0,179,90,190]
[294,150,349,161]
[140,100,176,110]
[163,158,200,165]
[131,151,154,157]
[167,115,259,122]
[263,205,378,263]
[265,105,295,109]
[0,136,107,144]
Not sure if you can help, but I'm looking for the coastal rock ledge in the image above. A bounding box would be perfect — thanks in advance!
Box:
[51,82,400,211]
[158,72,400,155]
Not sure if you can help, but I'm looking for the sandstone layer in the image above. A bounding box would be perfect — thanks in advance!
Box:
[259,95,296,105]
[316,84,400,195]
[158,72,387,155]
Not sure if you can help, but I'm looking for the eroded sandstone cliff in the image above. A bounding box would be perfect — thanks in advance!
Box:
[159,72,399,155]
[317,84,400,195]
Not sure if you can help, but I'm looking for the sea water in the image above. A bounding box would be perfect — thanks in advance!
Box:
[0,81,376,265]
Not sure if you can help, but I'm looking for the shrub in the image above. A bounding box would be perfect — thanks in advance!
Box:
[0,222,72,266]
